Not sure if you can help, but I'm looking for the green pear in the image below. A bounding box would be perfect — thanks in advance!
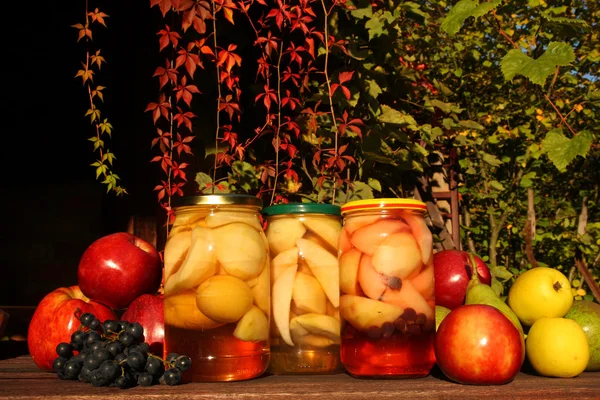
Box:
[464,254,524,337]
[564,300,600,371]
[435,305,451,331]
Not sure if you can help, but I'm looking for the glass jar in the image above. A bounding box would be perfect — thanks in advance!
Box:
[338,199,435,378]
[262,203,343,374]
[163,194,270,382]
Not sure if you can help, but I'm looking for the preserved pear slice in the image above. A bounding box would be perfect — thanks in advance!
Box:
[195,275,253,323]
[164,230,192,281]
[371,231,422,280]
[339,248,363,296]
[271,247,299,282]
[296,238,339,308]
[301,217,342,252]
[214,222,267,280]
[164,290,223,330]
[403,213,433,266]
[267,218,306,255]
[164,227,217,295]
[293,313,340,340]
[272,265,298,346]
[292,272,327,315]
[206,211,263,231]
[340,295,405,331]
[233,306,269,342]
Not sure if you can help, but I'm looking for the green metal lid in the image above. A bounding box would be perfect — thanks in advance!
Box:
[262,203,341,217]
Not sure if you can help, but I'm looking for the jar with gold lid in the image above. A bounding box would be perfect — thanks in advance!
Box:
[338,198,435,378]
[262,203,343,374]
[163,194,270,382]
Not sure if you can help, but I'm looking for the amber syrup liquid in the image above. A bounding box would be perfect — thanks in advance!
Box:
[165,324,269,382]
[340,325,435,378]
[268,338,344,374]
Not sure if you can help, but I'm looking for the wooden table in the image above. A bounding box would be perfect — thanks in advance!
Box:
[1,356,598,399]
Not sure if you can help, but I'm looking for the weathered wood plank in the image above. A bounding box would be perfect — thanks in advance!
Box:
[1,356,598,399]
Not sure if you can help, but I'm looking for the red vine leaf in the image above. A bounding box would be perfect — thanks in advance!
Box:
[151,128,172,149]
[217,44,242,73]
[72,23,92,42]
[145,94,171,124]
[255,85,278,112]
[173,106,196,131]
[88,8,109,27]
[175,76,201,107]
[150,0,176,17]
[157,25,182,51]
[153,60,179,90]
[176,43,203,78]
[173,133,195,156]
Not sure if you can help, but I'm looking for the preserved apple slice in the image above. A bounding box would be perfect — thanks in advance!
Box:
[205,211,263,231]
[164,290,223,330]
[340,295,405,331]
[292,272,327,315]
[164,230,192,281]
[350,219,411,256]
[403,213,433,266]
[301,217,342,252]
[271,247,298,282]
[371,231,422,280]
[339,248,363,296]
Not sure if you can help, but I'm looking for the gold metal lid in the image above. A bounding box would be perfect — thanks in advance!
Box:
[171,194,263,209]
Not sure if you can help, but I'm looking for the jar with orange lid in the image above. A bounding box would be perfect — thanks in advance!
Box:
[338,198,436,378]
[262,203,343,374]
[163,194,270,382]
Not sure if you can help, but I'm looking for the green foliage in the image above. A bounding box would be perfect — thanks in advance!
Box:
[501,42,575,85]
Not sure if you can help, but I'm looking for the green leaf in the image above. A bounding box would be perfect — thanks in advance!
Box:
[195,172,213,190]
[350,5,373,20]
[430,99,453,114]
[482,153,503,167]
[441,0,502,36]
[365,16,385,40]
[346,182,374,202]
[489,180,505,191]
[367,178,382,192]
[492,266,514,281]
[500,42,575,85]
[458,120,484,130]
[366,79,382,99]
[541,8,588,27]
[542,129,593,172]
[378,105,418,127]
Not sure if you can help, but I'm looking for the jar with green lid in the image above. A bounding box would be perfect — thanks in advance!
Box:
[163,194,270,382]
[262,203,343,374]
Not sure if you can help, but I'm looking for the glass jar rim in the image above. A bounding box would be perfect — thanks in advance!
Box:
[171,194,262,209]
[341,198,426,215]
[262,202,341,217]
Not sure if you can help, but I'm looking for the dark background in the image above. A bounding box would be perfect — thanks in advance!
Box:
[1,1,165,307]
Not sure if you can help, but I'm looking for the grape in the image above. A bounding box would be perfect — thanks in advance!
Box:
[137,372,154,387]
[78,367,93,383]
[118,321,130,331]
[139,342,150,353]
[56,342,73,358]
[63,360,81,380]
[52,357,67,373]
[127,345,145,355]
[84,331,101,347]
[175,355,192,372]
[115,375,132,389]
[115,353,127,364]
[145,357,164,377]
[166,353,179,363]
[99,360,120,381]
[80,313,95,327]
[70,340,83,351]
[89,341,106,353]
[92,348,112,363]
[76,350,90,364]
[84,357,101,371]
[90,369,109,387]
[119,333,135,347]
[89,318,101,330]
[102,320,119,334]
[126,322,144,340]
[127,352,147,371]
[162,368,182,386]
[107,342,123,357]
[71,330,85,345]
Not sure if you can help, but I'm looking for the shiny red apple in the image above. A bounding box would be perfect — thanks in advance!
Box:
[434,304,524,385]
[78,232,162,309]
[433,250,491,310]
[121,293,164,355]
[28,286,117,371]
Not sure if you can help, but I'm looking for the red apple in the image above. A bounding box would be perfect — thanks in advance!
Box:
[433,250,491,310]
[28,286,117,371]
[78,232,162,309]
[435,304,524,385]
[121,294,164,355]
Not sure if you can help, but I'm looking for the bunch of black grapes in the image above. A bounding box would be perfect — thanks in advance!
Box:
[52,312,191,389]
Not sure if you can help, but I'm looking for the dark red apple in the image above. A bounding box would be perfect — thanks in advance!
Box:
[435,304,524,385]
[78,232,162,309]
[28,286,117,371]
[121,294,164,355]
[433,250,491,310]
